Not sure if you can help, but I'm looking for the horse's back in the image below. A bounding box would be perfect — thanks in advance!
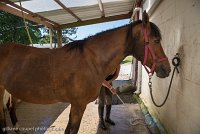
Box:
[0,43,52,81]
[0,43,57,103]
[0,43,102,104]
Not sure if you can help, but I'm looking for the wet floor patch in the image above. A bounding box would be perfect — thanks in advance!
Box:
[96,80,151,134]
[96,104,150,134]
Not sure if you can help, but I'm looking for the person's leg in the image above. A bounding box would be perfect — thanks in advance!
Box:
[98,87,107,130]
[105,85,115,126]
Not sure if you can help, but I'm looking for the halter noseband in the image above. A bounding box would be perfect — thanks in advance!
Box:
[142,27,168,76]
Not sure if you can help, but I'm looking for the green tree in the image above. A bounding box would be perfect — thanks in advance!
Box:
[0,11,77,46]
[0,11,42,44]
[62,28,77,43]
[40,28,77,48]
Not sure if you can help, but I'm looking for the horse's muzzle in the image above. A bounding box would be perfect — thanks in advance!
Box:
[156,64,171,78]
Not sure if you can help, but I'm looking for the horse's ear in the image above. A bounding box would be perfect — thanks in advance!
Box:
[142,10,149,26]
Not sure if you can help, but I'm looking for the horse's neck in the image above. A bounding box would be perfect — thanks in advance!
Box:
[87,26,129,75]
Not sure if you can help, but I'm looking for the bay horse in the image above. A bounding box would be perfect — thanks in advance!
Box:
[0,11,171,134]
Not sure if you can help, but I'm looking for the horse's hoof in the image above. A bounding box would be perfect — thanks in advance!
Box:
[0,126,7,134]
[64,129,70,134]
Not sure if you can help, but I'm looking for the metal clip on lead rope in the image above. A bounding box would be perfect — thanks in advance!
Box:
[172,53,180,73]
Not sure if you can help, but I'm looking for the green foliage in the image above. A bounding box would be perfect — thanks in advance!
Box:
[42,28,78,44]
[62,28,77,43]
[121,56,133,64]
[0,11,42,45]
[0,11,77,45]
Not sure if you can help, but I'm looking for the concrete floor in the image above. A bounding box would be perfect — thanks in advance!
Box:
[5,102,150,134]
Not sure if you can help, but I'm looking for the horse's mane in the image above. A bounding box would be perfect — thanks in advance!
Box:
[64,40,86,52]
[84,20,142,39]
[64,20,161,52]
[149,22,162,40]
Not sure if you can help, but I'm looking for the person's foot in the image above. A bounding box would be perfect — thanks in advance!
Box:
[98,120,107,130]
[105,118,115,126]
[105,105,115,126]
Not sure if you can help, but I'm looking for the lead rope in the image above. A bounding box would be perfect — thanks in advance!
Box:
[148,53,180,107]
[19,0,33,46]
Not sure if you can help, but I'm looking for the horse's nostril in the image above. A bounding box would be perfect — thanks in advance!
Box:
[160,65,170,76]
[162,68,167,75]
[156,65,171,78]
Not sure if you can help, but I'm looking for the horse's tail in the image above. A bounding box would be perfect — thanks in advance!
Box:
[3,90,11,110]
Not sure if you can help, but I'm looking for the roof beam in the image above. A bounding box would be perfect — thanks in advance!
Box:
[0,0,60,29]
[97,0,105,17]
[54,0,81,21]
[61,12,132,29]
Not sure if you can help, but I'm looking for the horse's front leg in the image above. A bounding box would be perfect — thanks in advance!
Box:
[65,103,86,134]
[65,112,71,134]
[6,96,21,134]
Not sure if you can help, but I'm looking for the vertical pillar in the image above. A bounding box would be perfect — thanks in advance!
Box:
[136,0,143,93]
[49,29,53,49]
[132,0,143,94]
[57,29,62,48]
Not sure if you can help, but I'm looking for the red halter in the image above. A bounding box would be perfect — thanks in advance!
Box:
[142,27,168,76]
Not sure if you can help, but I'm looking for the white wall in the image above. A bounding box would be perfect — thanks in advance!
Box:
[140,0,200,134]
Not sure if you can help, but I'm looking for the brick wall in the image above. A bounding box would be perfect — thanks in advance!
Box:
[140,0,200,133]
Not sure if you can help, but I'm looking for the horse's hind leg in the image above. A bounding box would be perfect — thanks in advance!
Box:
[0,89,7,134]
[0,109,7,134]
[65,103,86,134]
[6,96,20,133]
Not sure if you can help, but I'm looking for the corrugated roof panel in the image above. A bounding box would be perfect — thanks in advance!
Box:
[14,0,61,13]
[102,0,130,2]
[102,0,134,5]
[8,0,136,27]
[37,5,102,24]
[38,10,78,24]
[70,5,102,21]
[46,15,78,24]
[10,0,30,2]
[60,0,98,7]
[104,0,134,17]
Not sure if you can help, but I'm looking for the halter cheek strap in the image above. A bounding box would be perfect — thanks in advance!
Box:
[142,27,168,75]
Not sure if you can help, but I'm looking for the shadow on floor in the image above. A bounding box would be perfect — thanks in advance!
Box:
[5,102,69,134]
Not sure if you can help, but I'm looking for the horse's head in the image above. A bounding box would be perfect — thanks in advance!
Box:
[132,11,171,78]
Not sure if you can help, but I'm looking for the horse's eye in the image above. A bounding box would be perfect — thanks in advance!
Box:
[154,39,160,43]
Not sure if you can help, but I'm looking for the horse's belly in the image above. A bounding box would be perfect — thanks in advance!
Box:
[6,86,60,104]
